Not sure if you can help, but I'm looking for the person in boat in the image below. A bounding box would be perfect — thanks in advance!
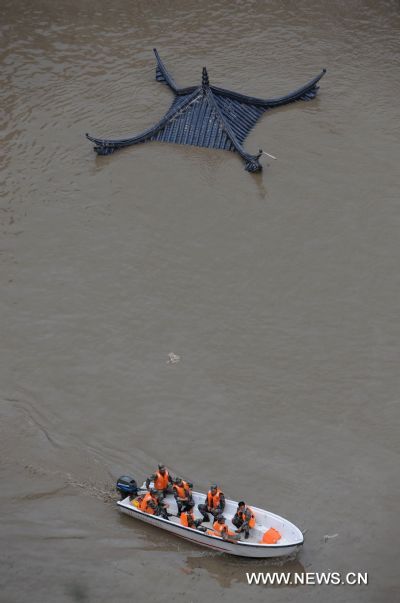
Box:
[152,489,172,520]
[139,488,171,520]
[198,484,225,522]
[173,477,193,516]
[232,501,256,540]
[208,515,239,541]
[180,500,203,530]
[137,489,159,515]
[146,464,174,499]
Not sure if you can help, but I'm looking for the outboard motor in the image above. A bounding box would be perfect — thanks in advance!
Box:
[116,475,138,500]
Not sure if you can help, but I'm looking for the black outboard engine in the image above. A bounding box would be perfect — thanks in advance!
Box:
[116,475,138,500]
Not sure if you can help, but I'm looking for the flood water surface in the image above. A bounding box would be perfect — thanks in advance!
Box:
[1,1,399,602]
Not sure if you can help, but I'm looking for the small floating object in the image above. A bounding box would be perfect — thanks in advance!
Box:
[261,150,277,161]
[324,533,338,542]
[86,49,326,173]
[166,352,180,364]
[116,476,303,558]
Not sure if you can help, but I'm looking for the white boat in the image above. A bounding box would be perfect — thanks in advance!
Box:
[117,482,303,558]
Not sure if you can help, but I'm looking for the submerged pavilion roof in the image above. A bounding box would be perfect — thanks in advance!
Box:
[86,49,326,172]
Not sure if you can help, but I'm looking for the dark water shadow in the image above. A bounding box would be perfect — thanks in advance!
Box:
[251,169,269,199]
[183,552,305,588]
[65,582,89,601]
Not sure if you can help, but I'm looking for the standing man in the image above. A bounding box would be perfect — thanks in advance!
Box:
[198,484,225,522]
[146,464,174,499]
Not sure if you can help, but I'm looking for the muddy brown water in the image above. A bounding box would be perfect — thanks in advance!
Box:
[1,1,399,601]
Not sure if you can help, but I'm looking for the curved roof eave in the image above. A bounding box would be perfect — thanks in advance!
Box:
[85,87,202,151]
[154,48,197,96]
[211,69,326,107]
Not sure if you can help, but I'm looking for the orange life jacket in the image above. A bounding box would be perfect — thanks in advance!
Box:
[154,469,170,491]
[238,506,256,528]
[180,511,195,528]
[139,492,157,514]
[207,488,223,509]
[173,480,190,499]
[260,527,281,544]
[208,520,235,538]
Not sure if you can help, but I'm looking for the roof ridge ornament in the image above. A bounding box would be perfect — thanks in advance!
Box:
[86,49,326,173]
[202,67,209,88]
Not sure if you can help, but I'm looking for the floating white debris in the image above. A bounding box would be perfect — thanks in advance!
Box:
[167,352,180,365]
[324,533,338,542]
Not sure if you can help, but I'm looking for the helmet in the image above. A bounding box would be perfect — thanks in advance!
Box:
[158,464,165,471]
[174,477,183,484]
[217,515,225,522]
[210,484,218,491]
[186,500,195,508]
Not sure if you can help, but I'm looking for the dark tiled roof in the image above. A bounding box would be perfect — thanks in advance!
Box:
[86,49,326,173]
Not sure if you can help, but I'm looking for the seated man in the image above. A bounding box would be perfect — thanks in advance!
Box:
[139,488,170,520]
[180,501,203,530]
[145,464,174,499]
[207,515,239,541]
[198,484,225,522]
[152,490,171,520]
[232,501,256,540]
[173,477,193,516]
[138,489,158,515]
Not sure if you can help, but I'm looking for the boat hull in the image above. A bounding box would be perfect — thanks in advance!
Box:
[117,497,303,558]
